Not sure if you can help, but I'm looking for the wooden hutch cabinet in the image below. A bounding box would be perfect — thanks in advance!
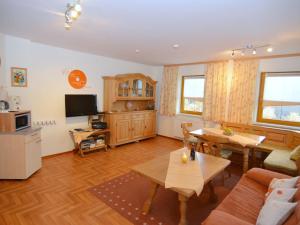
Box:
[103,73,157,148]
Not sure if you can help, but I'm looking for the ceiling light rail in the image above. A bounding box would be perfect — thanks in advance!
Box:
[231,44,273,57]
[64,0,82,30]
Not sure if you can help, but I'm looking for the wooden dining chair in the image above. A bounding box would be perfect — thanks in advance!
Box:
[181,122,204,152]
[202,134,233,184]
[202,134,232,159]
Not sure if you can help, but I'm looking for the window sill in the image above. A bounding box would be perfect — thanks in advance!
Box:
[254,122,300,132]
[176,113,203,118]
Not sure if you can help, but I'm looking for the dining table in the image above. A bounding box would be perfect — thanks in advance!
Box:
[190,127,266,173]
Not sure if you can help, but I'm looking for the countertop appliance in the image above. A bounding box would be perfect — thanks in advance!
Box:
[0,110,31,132]
[0,100,9,112]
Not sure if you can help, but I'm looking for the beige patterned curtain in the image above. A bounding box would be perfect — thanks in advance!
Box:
[227,60,259,124]
[159,66,179,116]
[203,62,229,122]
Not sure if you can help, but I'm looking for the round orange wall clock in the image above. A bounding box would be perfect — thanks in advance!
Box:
[68,70,87,89]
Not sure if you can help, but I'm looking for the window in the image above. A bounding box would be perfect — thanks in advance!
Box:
[180,75,205,115]
[257,72,300,127]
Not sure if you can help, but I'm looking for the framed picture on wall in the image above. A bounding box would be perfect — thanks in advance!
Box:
[11,67,27,87]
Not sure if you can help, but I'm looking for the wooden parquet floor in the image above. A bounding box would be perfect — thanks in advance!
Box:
[0,136,182,225]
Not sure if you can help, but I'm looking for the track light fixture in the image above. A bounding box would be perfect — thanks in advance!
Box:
[64,0,82,30]
[231,44,273,57]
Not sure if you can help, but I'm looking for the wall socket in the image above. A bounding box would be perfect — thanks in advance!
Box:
[33,120,56,127]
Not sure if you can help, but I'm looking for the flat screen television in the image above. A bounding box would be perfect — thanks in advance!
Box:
[65,94,98,117]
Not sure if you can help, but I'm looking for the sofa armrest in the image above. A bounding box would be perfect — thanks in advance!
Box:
[246,168,290,187]
[202,210,252,225]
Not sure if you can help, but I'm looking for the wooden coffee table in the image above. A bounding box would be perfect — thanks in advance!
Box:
[132,148,230,225]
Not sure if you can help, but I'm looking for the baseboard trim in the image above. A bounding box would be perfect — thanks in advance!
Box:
[42,149,75,159]
[157,134,182,141]
[42,135,181,159]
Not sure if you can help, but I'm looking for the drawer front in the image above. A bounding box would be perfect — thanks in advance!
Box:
[145,111,155,118]
[25,138,42,178]
[131,113,145,119]
[114,114,131,120]
[25,131,41,143]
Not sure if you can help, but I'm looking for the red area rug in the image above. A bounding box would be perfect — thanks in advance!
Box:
[89,166,241,225]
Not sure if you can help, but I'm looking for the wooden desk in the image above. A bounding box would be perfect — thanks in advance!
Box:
[132,148,230,225]
[190,128,265,173]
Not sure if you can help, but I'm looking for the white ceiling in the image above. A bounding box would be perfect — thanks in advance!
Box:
[0,0,300,65]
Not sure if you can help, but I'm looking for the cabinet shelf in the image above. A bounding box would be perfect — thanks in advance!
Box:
[103,73,157,148]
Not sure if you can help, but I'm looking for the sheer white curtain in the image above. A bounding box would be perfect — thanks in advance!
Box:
[227,59,259,124]
[159,66,179,116]
[203,62,229,122]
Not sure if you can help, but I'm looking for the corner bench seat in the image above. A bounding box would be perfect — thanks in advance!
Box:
[255,143,299,176]
[264,149,298,176]
[256,143,292,153]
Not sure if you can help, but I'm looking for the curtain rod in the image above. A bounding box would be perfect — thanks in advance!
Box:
[164,52,300,67]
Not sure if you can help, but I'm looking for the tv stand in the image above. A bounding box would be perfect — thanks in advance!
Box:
[69,128,110,157]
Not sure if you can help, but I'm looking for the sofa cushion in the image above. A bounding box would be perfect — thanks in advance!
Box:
[290,145,300,161]
[264,150,297,176]
[284,179,300,225]
[202,210,252,225]
[265,188,297,203]
[216,175,267,224]
[256,200,297,225]
[269,176,299,189]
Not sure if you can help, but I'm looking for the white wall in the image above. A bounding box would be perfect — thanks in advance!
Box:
[0,34,162,156]
[157,56,300,139]
[0,33,5,85]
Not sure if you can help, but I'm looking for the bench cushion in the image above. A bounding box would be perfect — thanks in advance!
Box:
[264,150,297,176]
[290,145,300,161]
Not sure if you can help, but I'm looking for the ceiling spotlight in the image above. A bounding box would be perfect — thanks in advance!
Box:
[173,44,180,49]
[74,3,82,12]
[64,22,72,30]
[70,9,79,19]
[231,44,271,57]
[267,47,273,52]
[64,1,82,30]
[135,49,140,54]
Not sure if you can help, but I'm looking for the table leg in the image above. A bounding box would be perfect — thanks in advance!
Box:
[208,181,218,203]
[243,148,250,173]
[142,182,159,215]
[178,194,188,225]
[252,148,256,168]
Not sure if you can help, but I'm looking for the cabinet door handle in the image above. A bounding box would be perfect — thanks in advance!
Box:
[31,133,38,137]
[36,139,42,143]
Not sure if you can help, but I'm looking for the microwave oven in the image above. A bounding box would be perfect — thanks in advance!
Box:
[0,111,31,132]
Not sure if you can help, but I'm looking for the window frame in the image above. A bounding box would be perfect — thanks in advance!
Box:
[257,71,300,127]
[180,75,205,116]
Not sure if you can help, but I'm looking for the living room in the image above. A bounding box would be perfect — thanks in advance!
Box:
[0,1,300,225]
